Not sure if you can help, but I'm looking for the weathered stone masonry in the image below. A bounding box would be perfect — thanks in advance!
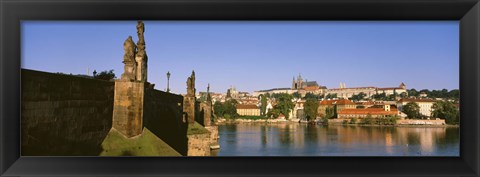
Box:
[21,69,114,156]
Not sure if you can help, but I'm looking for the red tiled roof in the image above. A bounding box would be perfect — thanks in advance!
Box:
[338,108,398,115]
[304,86,319,91]
[236,104,259,109]
[319,99,355,105]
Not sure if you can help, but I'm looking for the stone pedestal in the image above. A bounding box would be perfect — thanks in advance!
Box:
[200,102,212,126]
[183,96,196,124]
[112,81,145,137]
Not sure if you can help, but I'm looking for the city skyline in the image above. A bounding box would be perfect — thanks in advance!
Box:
[22,21,459,94]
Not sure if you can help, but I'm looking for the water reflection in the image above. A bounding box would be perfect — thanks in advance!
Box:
[216,124,459,156]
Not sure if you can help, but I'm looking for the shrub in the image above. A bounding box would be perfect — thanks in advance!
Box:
[342,120,348,125]
[349,118,357,124]
[321,117,329,125]
[360,117,374,124]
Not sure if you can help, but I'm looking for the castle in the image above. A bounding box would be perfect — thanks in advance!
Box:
[254,73,407,99]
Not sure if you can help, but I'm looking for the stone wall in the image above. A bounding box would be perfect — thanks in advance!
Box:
[112,81,144,137]
[21,69,114,156]
[187,133,211,156]
[328,118,446,125]
[205,126,219,148]
[397,119,446,125]
[143,89,188,155]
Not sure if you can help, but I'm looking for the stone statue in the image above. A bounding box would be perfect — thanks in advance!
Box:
[135,20,148,82]
[206,83,212,102]
[123,36,136,62]
[121,36,137,81]
[136,20,145,42]
[136,20,146,56]
[186,70,196,96]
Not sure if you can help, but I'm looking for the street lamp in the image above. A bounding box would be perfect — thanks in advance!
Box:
[166,71,171,93]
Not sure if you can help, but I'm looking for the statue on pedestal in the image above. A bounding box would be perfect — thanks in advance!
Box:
[120,36,137,81]
[186,70,196,96]
[135,20,148,82]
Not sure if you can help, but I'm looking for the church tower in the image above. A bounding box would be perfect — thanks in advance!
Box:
[292,76,296,89]
[297,73,303,89]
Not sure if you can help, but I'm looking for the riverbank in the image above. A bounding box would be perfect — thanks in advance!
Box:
[215,118,459,127]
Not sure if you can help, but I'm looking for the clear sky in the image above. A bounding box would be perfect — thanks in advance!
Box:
[22,21,459,94]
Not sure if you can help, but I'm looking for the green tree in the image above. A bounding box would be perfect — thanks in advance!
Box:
[324,106,336,119]
[304,98,319,121]
[292,92,302,99]
[408,89,419,97]
[403,102,421,119]
[272,93,294,119]
[223,99,238,118]
[260,94,268,116]
[265,92,271,98]
[448,89,459,100]
[325,93,337,99]
[350,92,366,102]
[94,69,116,81]
[304,93,318,100]
[432,101,459,124]
[213,101,224,117]
[372,92,387,100]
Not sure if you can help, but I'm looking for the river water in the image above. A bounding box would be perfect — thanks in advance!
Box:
[213,123,459,156]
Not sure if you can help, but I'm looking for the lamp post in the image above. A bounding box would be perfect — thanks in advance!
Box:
[166,71,171,93]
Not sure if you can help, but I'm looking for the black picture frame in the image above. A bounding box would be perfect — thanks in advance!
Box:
[1,0,479,176]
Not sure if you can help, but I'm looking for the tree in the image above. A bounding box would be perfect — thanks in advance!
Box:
[408,89,419,97]
[432,101,459,124]
[260,94,268,116]
[94,69,116,81]
[325,93,337,99]
[372,92,387,100]
[304,98,319,121]
[403,102,421,119]
[223,99,238,118]
[303,93,318,100]
[265,92,271,98]
[213,101,224,117]
[350,92,366,102]
[292,92,302,99]
[324,106,336,119]
[271,93,294,119]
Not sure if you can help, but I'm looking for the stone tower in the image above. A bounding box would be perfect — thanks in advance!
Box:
[297,73,303,89]
[200,84,213,127]
[183,71,196,124]
[292,76,296,89]
[135,20,148,82]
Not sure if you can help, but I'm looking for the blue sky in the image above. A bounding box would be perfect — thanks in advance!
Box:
[22,21,459,94]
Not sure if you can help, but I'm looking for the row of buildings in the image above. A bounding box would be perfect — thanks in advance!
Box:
[196,76,443,119]
[234,97,438,120]
[253,74,408,99]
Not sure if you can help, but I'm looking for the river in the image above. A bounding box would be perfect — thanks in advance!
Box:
[212,123,459,156]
